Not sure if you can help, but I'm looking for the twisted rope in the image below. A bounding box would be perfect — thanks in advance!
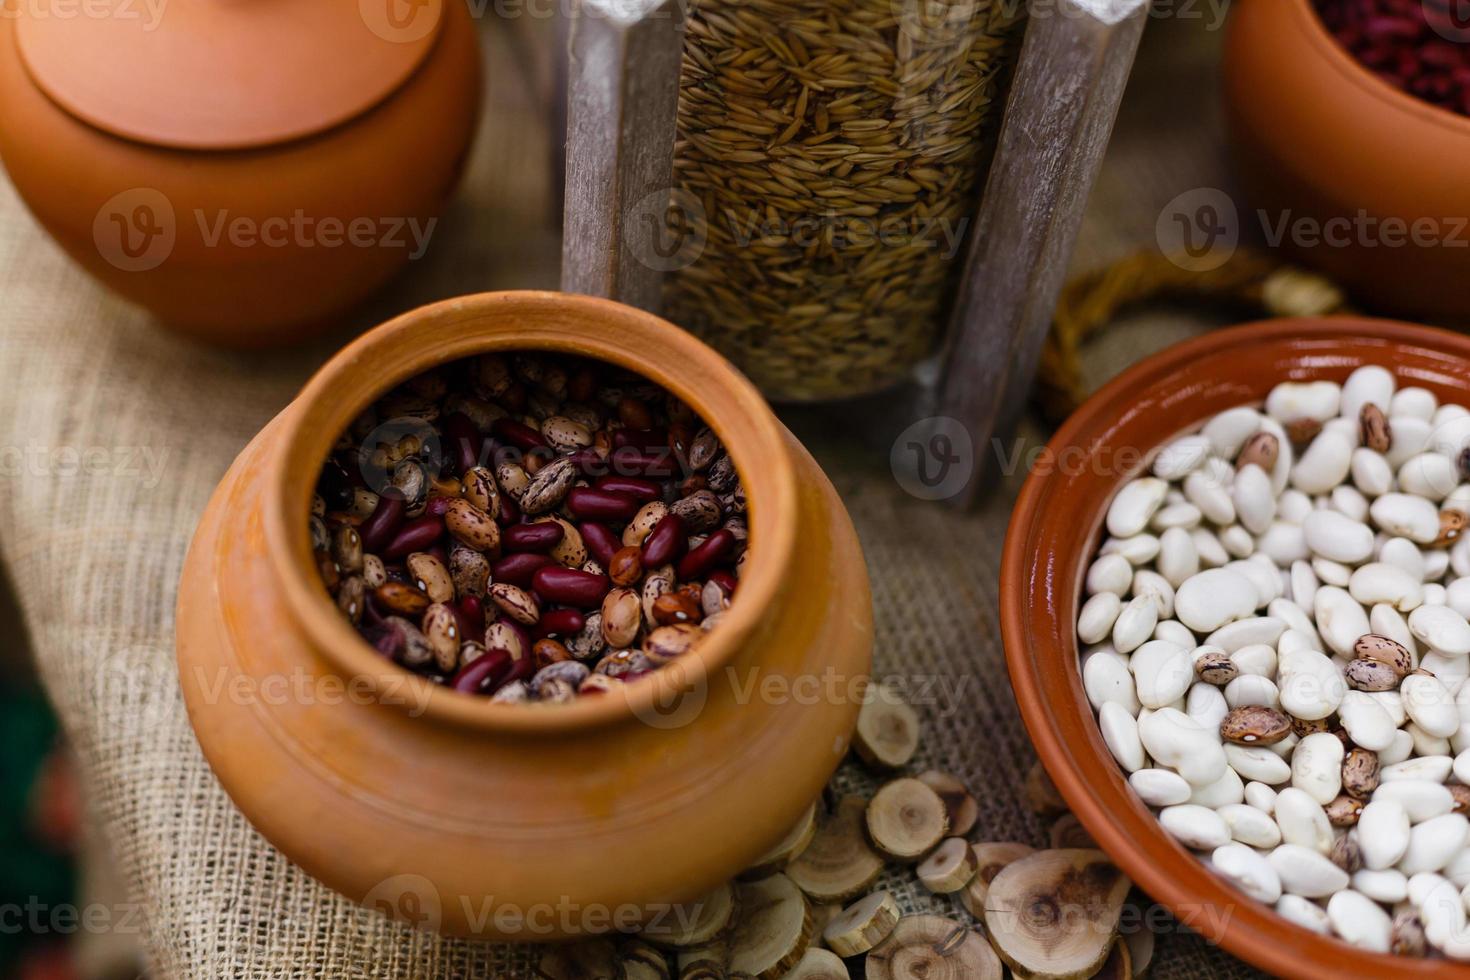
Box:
[1034,249,1353,423]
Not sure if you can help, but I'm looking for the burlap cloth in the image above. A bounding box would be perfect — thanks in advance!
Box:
[0,12,1267,980]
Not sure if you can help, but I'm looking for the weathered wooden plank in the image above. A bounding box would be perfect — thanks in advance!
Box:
[936,0,1149,504]
[560,0,685,313]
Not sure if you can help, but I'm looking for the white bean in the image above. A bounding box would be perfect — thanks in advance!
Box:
[1275,894,1331,934]
[1341,365,1396,422]
[1111,594,1158,654]
[1234,464,1276,535]
[1128,768,1192,807]
[1225,744,1292,784]
[1153,434,1213,481]
[1219,803,1282,848]
[1327,889,1392,952]
[1159,804,1231,850]
[1350,447,1393,497]
[1374,781,1455,824]
[1348,562,1424,612]
[1410,604,1470,656]
[1289,733,1344,805]
[1130,640,1192,709]
[1099,702,1146,772]
[1202,407,1263,458]
[1274,787,1334,852]
[1370,492,1442,544]
[1077,592,1122,645]
[1138,708,1227,787]
[1175,568,1258,633]
[1269,844,1350,898]
[1400,814,1470,875]
[1358,800,1411,870]
[1212,843,1282,903]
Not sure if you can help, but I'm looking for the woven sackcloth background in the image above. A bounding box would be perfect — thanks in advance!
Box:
[0,10,1266,980]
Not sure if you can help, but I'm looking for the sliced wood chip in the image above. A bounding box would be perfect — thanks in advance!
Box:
[983,849,1130,980]
[853,682,920,770]
[645,882,737,949]
[619,937,672,980]
[822,890,900,957]
[960,842,1036,919]
[777,947,848,979]
[728,874,812,980]
[917,770,979,838]
[537,939,619,980]
[865,915,1002,980]
[787,795,885,903]
[917,837,980,894]
[866,778,949,862]
[1050,813,1096,849]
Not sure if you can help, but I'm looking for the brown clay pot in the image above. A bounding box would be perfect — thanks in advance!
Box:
[1003,317,1470,979]
[1223,0,1470,321]
[0,1,480,347]
[175,291,873,939]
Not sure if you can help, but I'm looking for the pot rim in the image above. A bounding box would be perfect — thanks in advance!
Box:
[1273,0,1470,136]
[1001,316,1470,979]
[263,290,800,735]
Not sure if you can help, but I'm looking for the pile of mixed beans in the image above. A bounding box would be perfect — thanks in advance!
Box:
[310,352,747,704]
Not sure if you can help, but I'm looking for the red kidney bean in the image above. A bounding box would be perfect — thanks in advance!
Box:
[383,515,445,560]
[491,417,548,451]
[708,570,738,595]
[456,595,486,637]
[532,566,611,607]
[610,446,677,478]
[566,448,609,477]
[677,528,735,579]
[451,648,513,694]
[424,495,453,518]
[594,475,662,501]
[497,493,521,526]
[503,522,566,553]
[536,608,586,638]
[579,521,621,566]
[442,412,482,475]
[566,487,640,521]
[504,650,534,683]
[426,543,449,566]
[490,552,556,587]
[358,494,405,552]
[640,514,687,567]
[613,427,669,452]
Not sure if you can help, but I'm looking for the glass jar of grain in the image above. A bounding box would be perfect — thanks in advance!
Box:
[663,0,1025,401]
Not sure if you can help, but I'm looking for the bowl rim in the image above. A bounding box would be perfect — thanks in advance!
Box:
[1002,316,1470,978]
[1276,0,1470,136]
[262,290,799,736]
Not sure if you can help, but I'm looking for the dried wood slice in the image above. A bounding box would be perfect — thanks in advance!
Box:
[728,873,812,980]
[537,939,619,980]
[675,939,727,980]
[866,778,949,862]
[1050,813,1096,849]
[1089,940,1132,980]
[1122,923,1154,977]
[823,890,901,957]
[853,682,920,770]
[917,770,979,838]
[983,849,1130,980]
[864,916,1002,980]
[787,795,886,903]
[917,837,981,894]
[809,903,842,948]
[647,882,737,949]
[742,802,819,880]
[960,842,1036,918]
[620,938,672,980]
[1024,762,1068,815]
[779,947,849,980]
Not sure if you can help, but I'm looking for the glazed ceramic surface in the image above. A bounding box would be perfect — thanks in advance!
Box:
[1224,0,1470,320]
[1003,318,1470,979]
[176,292,874,938]
[0,0,479,346]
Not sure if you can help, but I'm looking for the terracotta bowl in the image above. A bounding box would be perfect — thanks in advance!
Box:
[175,291,873,939]
[0,2,479,347]
[1002,317,1470,978]
[1223,0,1470,321]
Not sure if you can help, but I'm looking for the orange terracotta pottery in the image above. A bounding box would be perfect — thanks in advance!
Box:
[1224,0,1470,320]
[0,0,480,347]
[176,291,874,939]
[1004,317,1470,979]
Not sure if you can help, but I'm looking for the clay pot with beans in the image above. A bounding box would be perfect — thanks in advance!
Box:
[175,291,873,937]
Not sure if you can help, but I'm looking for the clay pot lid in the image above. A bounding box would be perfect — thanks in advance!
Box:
[14,0,446,150]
